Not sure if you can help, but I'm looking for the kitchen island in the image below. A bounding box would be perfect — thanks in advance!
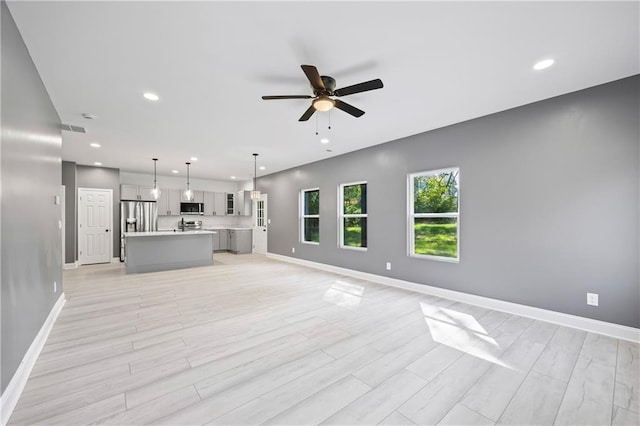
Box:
[123,230,215,274]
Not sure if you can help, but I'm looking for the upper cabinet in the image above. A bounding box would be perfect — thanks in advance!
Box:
[235,190,252,216]
[226,193,235,215]
[204,191,226,216]
[122,183,243,216]
[120,184,156,201]
[157,189,181,216]
[181,190,204,203]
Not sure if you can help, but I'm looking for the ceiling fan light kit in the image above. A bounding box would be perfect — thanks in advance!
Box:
[313,96,335,112]
[262,64,383,122]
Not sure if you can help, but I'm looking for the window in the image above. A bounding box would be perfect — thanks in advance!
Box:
[339,182,367,249]
[409,168,459,261]
[300,188,319,243]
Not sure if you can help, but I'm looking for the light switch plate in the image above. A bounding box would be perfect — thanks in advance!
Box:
[587,292,599,306]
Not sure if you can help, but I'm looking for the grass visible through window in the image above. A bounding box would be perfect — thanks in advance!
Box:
[344,227,362,247]
[414,221,457,258]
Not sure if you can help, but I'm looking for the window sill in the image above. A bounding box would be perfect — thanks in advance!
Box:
[301,241,319,245]
[340,245,368,252]
[409,253,459,263]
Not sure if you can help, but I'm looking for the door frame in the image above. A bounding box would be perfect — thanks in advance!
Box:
[61,185,65,267]
[78,187,113,265]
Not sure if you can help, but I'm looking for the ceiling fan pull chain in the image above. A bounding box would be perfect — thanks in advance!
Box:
[328,110,331,130]
[315,114,319,135]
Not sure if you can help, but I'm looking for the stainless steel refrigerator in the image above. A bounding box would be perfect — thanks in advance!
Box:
[120,201,158,261]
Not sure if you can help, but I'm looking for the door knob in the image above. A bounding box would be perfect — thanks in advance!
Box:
[106,229,110,232]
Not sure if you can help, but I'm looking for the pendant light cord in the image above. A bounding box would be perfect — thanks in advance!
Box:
[253,153,258,192]
[152,158,158,188]
[186,162,191,191]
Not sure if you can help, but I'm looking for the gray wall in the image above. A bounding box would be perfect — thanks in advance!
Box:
[61,161,76,264]
[1,1,63,393]
[76,165,121,258]
[260,75,639,328]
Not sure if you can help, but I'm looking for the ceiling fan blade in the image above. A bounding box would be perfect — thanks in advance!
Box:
[334,99,365,118]
[301,65,325,91]
[262,95,313,100]
[298,105,316,121]
[334,79,383,97]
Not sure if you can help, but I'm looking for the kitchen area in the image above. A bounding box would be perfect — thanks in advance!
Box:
[120,169,255,274]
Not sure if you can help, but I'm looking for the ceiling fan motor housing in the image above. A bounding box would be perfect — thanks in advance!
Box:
[318,75,336,95]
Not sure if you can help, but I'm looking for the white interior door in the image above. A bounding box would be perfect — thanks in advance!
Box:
[78,188,112,265]
[253,194,268,254]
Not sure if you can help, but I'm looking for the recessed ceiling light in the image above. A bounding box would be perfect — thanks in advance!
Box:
[533,59,554,70]
[326,149,333,152]
[320,138,330,144]
[230,176,236,180]
[82,113,97,120]
[94,162,103,166]
[190,157,198,161]
[143,92,159,101]
[171,170,179,174]
[90,142,101,148]
[259,166,266,171]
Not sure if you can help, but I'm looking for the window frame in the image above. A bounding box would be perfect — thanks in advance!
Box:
[300,187,320,245]
[338,181,368,251]
[407,167,460,262]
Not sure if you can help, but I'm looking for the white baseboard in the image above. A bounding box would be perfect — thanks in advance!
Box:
[111,257,120,263]
[63,261,78,270]
[267,253,640,343]
[0,293,66,425]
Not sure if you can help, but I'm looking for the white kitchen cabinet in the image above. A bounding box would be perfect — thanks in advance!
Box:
[181,189,204,203]
[217,229,229,251]
[120,184,157,201]
[120,184,138,200]
[204,191,226,216]
[157,189,181,216]
[235,191,252,216]
[225,193,235,215]
[229,229,252,253]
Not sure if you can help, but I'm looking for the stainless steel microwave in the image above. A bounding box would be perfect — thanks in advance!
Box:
[180,202,204,215]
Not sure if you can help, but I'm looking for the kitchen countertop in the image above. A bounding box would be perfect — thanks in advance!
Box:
[124,230,215,237]
[204,227,252,231]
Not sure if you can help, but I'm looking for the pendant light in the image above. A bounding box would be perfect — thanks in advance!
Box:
[250,153,261,200]
[150,158,161,200]
[184,162,194,201]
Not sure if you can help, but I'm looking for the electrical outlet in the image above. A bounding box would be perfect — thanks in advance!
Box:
[386,262,391,271]
[587,292,599,306]
[54,281,57,293]
[292,247,295,253]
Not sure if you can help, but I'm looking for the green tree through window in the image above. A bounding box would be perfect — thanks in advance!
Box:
[410,169,459,259]
[301,189,319,243]
[340,183,367,248]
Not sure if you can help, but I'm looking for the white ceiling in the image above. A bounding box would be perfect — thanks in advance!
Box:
[7,1,639,181]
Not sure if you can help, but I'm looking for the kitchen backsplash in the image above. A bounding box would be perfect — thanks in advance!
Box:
[158,215,252,230]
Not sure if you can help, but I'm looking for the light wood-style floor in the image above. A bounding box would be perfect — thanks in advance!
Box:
[9,254,639,425]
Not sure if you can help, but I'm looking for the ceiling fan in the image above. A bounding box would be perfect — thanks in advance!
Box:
[262,65,383,121]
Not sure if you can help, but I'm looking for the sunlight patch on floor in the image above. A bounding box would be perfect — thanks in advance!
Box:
[323,280,364,308]
[421,303,512,369]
